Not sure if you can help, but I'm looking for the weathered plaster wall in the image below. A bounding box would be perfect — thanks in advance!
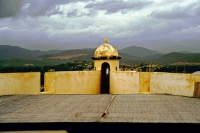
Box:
[139,72,151,93]
[45,71,101,94]
[150,73,195,97]
[193,74,200,82]
[0,72,40,95]
[94,60,119,71]
[193,74,200,97]
[110,71,139,94]
[0,71,198,97]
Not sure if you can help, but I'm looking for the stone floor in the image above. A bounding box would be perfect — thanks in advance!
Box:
[0,94,200,132]
[0,94,200,123]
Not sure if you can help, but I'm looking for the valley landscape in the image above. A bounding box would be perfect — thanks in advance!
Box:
[0,43,199,74]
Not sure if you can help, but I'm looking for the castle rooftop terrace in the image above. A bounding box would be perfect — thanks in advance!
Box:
[0,94,199,132]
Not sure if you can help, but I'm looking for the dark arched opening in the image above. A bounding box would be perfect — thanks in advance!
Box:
[101,62,110,94]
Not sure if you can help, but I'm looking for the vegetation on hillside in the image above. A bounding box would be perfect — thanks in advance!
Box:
[1,45,200,66]
[119,45,161,57]
[152,52,200,64]
[0,45,199,75]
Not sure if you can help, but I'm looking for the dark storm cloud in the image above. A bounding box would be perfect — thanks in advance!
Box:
[0,0,22,18]
[149,2,200,19]
[67,9,79,18]
[22,2,62,17]
[67,9,97,18]
[22,0,65,17]
[85,0,153,14]
[22,0,92,17]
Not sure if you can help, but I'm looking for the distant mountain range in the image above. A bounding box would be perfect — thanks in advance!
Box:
[153,52,200,64]
[155,44,200,53]
[0,45,199,67]
[125,39,200,53]
[0,45,64,60]
[1,39,199,53]
[119,45,161,57]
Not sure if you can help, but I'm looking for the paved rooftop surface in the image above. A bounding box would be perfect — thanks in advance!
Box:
[0,94,200,123]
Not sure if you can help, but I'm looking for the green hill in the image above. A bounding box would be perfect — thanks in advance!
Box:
[38,48,144,65]
[0,45,64,60]
[0,45,199,67]
[0,58,71,67]
[119,45,161,57]
[153,52,200,64]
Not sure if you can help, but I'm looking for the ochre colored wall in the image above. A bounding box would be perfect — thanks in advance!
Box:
[139,72,151,93]
[0,71,198,97]
[193,74,200,97]
[94,60,119,71]
[150,73,195,97]
[0,72,40,95]
[110,71,139,94]
[193,74,200,82]
[45,71,101,94]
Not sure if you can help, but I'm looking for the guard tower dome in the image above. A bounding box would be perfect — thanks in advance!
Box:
[92,38,121,60]
[92,38,121,71]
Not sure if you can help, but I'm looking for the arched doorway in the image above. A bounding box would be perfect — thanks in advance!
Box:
[101,62,110,94]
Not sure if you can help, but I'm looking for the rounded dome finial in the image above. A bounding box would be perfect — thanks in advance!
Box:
[104,38,108,43]
[92,39,121,60]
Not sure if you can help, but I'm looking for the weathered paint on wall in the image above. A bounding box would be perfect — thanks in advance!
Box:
[193,74,200,97]
[150,72,195,97]
[110,71,139,94]
[94,60,119,71]
[139,72,151,93]
[193,74,200,82]
[45,71,101,94]
[0,71,198,97]
[0,72,40,95]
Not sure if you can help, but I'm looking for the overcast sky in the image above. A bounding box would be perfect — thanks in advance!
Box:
[0,0,200,50]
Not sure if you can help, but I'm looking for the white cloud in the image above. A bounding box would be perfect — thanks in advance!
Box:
[0,0,200,49]
[149,1,200,19]
[173,25,200,34]
[0,26,13,32]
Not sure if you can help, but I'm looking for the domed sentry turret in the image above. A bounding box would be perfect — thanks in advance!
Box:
[92,38,121,60]
[92,38,121,94]
[92,38,121,71]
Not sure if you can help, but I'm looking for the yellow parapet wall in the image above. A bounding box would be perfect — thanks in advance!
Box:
[1,71,199,96]
[193,74,200,97]
[139,72,151,93]
[110,71,200,97]
[110,71,139,94]
[0,72,40,95]
[194,74,200,82]
[44,71,101,94]
[150,72,197,97]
